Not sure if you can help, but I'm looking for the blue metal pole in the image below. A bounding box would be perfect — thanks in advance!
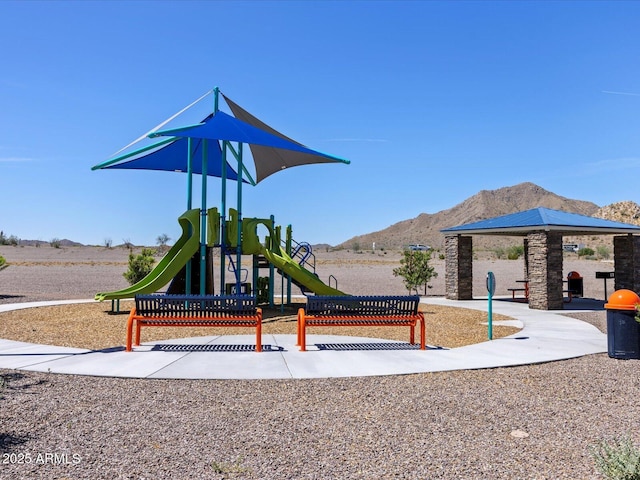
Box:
[200,139,208,295]
[220,141,227,295]
[236,142,243,294]
[186,137,193,294]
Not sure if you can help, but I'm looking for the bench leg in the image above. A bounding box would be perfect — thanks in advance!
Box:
[256,312,262,353]
[409,324,415,345]
[419,314,426,350]
[126,310,136,352]
[296,309,307,351]
[135,321,143,347]
[300,319,307,352]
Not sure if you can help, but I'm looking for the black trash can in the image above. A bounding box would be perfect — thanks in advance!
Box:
[567,271,583,297]
[604,289,640,360]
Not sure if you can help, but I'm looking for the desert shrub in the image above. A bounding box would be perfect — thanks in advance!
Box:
[123,248,156,285]
[494,247,506,259]
[0,232,19,246]
[597,245,611,260]
[507,245,524,260]
[50,238,61,248]
[590,436,640,480]
[578,247,595,257]
[0,255,6,269]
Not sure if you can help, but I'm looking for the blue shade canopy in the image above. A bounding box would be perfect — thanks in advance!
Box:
[151,97,350,183]
[441,207,640,235]
[92,115,243,182]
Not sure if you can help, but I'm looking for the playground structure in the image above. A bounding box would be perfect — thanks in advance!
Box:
[95,207,344,305]
[93,88,349,304]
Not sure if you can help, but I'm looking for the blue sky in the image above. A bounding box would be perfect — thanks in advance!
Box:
[1,1,639,247]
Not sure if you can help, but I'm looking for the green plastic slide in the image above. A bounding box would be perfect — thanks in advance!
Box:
[242,218,345,296]
[95,209,201,301]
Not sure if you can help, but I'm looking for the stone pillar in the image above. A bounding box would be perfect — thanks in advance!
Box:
[523,238,529,280]
[445,235,473,300]
[614,235,640,292]
[526,231,563,310]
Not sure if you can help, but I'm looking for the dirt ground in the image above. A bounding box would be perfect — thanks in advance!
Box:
[0,244,612,350]
[0,244,617,301]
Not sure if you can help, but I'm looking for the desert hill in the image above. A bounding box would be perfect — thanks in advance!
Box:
[337,182,639,251]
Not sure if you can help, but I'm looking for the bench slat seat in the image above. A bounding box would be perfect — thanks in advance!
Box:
[127,294,262,352]
[297,295,425,351]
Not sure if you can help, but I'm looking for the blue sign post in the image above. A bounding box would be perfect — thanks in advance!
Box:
[486,271,495,340]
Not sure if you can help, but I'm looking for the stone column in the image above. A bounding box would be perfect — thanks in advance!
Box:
[445,235,473,300]
[523,238,529,280]
[614,235,640,292]
[526,231,563,310]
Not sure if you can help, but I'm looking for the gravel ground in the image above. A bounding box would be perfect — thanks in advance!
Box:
[0,246,638,479]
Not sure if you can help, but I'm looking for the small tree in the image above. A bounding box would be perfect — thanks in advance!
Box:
[123,248,156,285]
[393,249,438,295]
[156,233,171,254]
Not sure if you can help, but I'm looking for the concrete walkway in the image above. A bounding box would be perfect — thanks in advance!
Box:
[0,297,607,379]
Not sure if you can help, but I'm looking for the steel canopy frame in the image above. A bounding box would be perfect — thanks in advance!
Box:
[95,87,349,297]
[151,87,349,297]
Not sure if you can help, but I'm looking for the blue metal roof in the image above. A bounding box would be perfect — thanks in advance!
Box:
[441,207,640,235]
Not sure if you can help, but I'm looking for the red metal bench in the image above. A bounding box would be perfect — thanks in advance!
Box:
[297,295,425,351]
[126,294,262,352]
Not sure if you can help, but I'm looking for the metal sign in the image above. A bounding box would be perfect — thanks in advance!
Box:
[486,272,495,340]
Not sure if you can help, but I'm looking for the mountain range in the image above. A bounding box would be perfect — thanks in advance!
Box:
[336,182,640,251]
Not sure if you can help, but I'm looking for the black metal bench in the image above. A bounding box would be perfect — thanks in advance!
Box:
[297,295,425,351]
[126,294,262,352]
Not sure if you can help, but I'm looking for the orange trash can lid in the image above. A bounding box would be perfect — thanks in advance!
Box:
[604,289,640,310]
[567,271,582,279]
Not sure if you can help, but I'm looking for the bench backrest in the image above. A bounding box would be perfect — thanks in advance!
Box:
[135,294,257,318]
[305,295,420,316]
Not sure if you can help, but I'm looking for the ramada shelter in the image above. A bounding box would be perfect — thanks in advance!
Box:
[441,207,640,310]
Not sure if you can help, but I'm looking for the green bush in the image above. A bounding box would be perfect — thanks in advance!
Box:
[590,436,640,480]
[597,245,611,260]
[507,245,524,260]
[0,255,6,270]
[578,247,595,257]
[0,233,18,246]
[123,248,156,285]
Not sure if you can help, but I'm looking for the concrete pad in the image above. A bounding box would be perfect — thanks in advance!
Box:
[0,297,609,379]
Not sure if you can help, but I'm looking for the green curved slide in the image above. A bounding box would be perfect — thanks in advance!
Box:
[242,218,345,296]
[95,209,200,301]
